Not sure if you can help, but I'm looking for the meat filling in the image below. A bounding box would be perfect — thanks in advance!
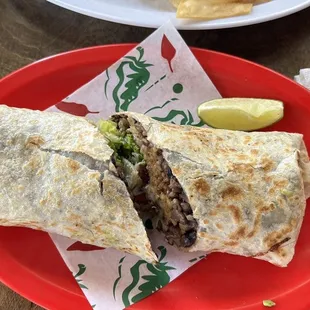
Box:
[111,115,198,248]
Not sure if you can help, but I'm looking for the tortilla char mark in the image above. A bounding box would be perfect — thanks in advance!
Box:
[221,186,243,201]
[25,135,45,147]
[224,240,239,247]
[247,202,274,239]
[229,225,247,240]
[67,159,81,173]
[228,205,242,224]
[243,200,295,257]
[260,157,275,172]
[193,178,210,195]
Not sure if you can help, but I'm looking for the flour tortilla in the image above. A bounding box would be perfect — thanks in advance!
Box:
[115,112,310,267]
[0,105,157,263]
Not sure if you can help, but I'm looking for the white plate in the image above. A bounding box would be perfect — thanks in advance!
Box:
[47,0,310,30]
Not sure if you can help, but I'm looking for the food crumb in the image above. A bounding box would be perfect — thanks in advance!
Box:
[263,300,276,307]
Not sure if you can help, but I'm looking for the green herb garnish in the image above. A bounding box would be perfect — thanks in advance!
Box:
[98,120,143,165]
[263,300,276,307]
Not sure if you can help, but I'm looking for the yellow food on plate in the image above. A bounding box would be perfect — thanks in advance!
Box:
[197,97,284,131]
[170,0,271,21]
[254,0,271,4]
[177,1,253,20]
[170,0,181,8]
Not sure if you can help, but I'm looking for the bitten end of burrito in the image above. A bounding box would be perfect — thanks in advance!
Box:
[102,112,310,267]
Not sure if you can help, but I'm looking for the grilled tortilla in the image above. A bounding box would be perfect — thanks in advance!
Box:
[0,105,157,263]
[108,112,310,267]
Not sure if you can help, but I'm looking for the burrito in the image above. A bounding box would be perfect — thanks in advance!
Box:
[0,105,157,263]
[100,112,310,267]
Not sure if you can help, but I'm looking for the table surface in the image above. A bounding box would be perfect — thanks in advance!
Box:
[0,0,310,309]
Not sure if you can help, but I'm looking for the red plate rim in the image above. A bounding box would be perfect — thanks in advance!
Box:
[1,44,309,96]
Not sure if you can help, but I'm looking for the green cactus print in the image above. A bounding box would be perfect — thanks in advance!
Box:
[74,264,88,290]
[120,260,145,307]
[189,255,207,263]
[108,47,202,126]
[130,256,175,304]
[104,69,110,100]
[113,246,175,307]
[152,109,205,127]
[144,98,179,115]
[112,47,153,112]
[113,256,126,300]
[145,74,167,92]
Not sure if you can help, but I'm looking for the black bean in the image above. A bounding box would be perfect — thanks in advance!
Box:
[134,193,148,204]
[111,155,117,167]
[137,164,150,183]
[168,191,177,198]
[179,192,188,202]
[187,221,197,230]
[167,167,173,178]
[172,198,180,206]
[182,230,197,247]
[170,178,182,192]
[171,209,186,224]
[186,215,195,222]
[181,202,191,213]
[177,205,183,212]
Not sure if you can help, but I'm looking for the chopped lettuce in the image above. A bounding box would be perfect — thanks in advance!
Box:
[98,120,143,165]
[122,158,143,191]
[98,120,120,136]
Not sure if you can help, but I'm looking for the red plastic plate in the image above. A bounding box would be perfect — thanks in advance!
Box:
[0,45,310,310]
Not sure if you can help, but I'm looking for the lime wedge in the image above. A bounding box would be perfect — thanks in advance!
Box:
[197,98,284,131]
